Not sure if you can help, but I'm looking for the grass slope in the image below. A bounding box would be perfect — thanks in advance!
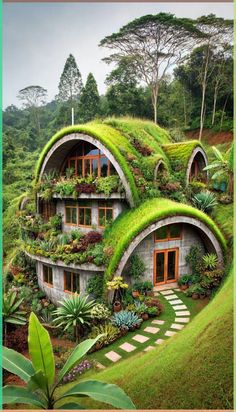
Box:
[104,197,226,280]
[69,269,233,410]
[162,140,203,170]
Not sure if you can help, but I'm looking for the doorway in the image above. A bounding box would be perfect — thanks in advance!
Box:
[154,248,179,285]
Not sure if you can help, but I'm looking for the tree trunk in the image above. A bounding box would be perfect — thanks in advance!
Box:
[211,83,218,126]
[220,95,229,131]
[151,85,158,124]
[183,90,187,128]
[199,44,210,141]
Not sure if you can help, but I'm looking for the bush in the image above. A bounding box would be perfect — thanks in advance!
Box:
[146,306,158,317]
[144,297,163,315]
[86,274,104,300]
[91,303,111,321]
[88,322,120,348]
[193,190,218,213]
[189,181,207,194]
[133,302,148,316]
[200,269,224,289]
[186,283,205,297]
[111,310,142,330]
[185,246,203,276]
[62,359,93,383]
[177,274,192,286]
[129,254,146,280]
[132,281,153,293]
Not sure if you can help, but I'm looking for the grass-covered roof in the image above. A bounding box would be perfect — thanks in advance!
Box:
[162,140,203,170]
[104,197,226,280]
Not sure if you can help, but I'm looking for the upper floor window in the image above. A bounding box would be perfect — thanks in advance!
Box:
[98,202,113,227]
[64,271,80,294]
[78,205,92,227]
[155,224,182,242]
[43,265,53,286]
[65,205,78,225]
[65,142,117,178]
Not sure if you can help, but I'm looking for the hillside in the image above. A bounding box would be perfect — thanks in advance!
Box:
[67,268,233,409]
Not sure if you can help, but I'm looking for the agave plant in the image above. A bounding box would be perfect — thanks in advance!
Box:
[111,310,142,330]
[192,190,218,213]
[3,312,135,410]
[3,291,27,345]
[53,294,95,342]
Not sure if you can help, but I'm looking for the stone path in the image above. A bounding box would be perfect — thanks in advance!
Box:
[103,288,191,364]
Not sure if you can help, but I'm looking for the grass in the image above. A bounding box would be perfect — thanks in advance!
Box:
[212,203,233,243]
[86,290,208,367]
[58,268,233,410]
[162,140,203,170]
[104,197,227,280]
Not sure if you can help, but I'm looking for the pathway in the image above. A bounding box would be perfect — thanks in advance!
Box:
[95,288,191,367]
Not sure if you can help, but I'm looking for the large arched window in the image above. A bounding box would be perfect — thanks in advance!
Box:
[63,142,117,178]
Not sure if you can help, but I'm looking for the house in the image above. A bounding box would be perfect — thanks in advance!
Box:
[25,118,225,304]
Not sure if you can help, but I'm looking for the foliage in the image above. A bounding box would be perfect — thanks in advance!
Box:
[177,274,193,286]
[3,291,27,329]
[90,303,111,321]
[185,246,203,276]
[204,145,234,194]
[193,190,218,212]
[202,253,218,270]
[107,276,129,291]
[86,274,104,300]
[88,323,120,348]
[62,359,94,383]
[133,302,148,315]
[56,54,83,105]
[146,306,158,317]
[53,294,95,342]
[79,73,100,122]
[3,312,135,410]
[104,197,226,281]
[111,310,142,330]
[95,175,123,196]
[129,254,146,280]
[132,281,152,293]
[186,283,205,297]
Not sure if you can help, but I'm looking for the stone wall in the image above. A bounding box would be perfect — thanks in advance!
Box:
[123,223,207,285]
[37,260,103,305]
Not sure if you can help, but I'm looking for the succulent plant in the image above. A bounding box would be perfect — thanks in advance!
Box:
[90,303,111,320]
[88,322,120,347]
[111,310,142,330]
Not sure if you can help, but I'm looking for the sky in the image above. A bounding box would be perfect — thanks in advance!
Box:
[3,2,233,108]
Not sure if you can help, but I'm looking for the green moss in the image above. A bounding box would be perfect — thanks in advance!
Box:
[104,197,226,279]
[34,123,139,206]
[162,140,204,170]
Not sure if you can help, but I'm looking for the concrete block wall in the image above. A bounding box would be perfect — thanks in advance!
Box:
[123,224,206,285]
[37,260,102,306]
[56,199,126,234]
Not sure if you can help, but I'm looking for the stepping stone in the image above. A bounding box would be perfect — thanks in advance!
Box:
[175,310,190,316]
[170,323,185,330]
[132,334,150,343]
[169,299,183,305]
[174,288,181,291]
[144,326,160,334]
[96,362,106,370]
[105,351,121,362]
[175,317,190,323]
[155,338,165,345]
[172,305,187,310]
[144,345,155,352]
[160,290,174,295]
[154,292,160,296]
[119,342,136,353]
[165,330,177,337]
[152,319,165,325]
[165,294,178,300]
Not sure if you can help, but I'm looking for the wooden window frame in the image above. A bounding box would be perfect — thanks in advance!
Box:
[98,206,113,228]
[43,265,53,287]
[153,248,179,286]
[154,224,182,243]
[65,205,78,226]
[78,206,92,228]
[64,271,80,294]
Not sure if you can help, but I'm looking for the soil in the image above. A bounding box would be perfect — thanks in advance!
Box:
[185,129,233,145]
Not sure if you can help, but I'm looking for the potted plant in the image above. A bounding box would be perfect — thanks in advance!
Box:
[106,276,129,311]
[113,301,122,312]
[177,275,191,290]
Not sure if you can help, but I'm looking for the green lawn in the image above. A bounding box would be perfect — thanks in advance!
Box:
[87,290,208,367]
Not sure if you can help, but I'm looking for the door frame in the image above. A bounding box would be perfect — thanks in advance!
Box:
[153,248,179,286]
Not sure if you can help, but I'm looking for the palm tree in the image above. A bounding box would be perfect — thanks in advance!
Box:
[53,294,95,343]
[204,144,233,195]
[3,291,27,345]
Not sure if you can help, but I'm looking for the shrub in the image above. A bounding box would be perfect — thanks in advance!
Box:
[83,231,102,246]
[75,182,96,194]
[218,194,233,204]
[95,176,122,196]
[177,274,192,286]
[185,246,203,276]
[146,306,158,317]
[91,303,111,320]
[111,310,142,330]
[144,297,163,315]
[186,283,205,297]
[193,190,218,213]
[129,254,146,280]
[88,322,120,348]
[201,269,224,289]
[62,359,93,383]
[202,253,218,271]
[132,281,152,293]
[90,244,105,266]
[189,181,207,194]
[49,214,62,230]
[86,274,104,300]
[133,302,148,315]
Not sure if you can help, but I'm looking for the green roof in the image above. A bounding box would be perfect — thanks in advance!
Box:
[35,118,173,206]
[104,197,226,280]
[162,140,204,170]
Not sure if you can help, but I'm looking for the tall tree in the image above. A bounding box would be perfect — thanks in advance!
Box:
[79,73,100,122]
[56,54,83,111]
[195,14,233,140]
[17,85,47,136]
[99,13,204,124]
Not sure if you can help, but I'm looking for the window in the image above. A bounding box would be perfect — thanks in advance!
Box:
[64,271,80,293]
[98,203,113,227]
[155,224,181,242]
[65,206,78,225]
[41,201,56,221]
[64,142,117,178]
[78,206,92,227]
[43,265,53,286]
